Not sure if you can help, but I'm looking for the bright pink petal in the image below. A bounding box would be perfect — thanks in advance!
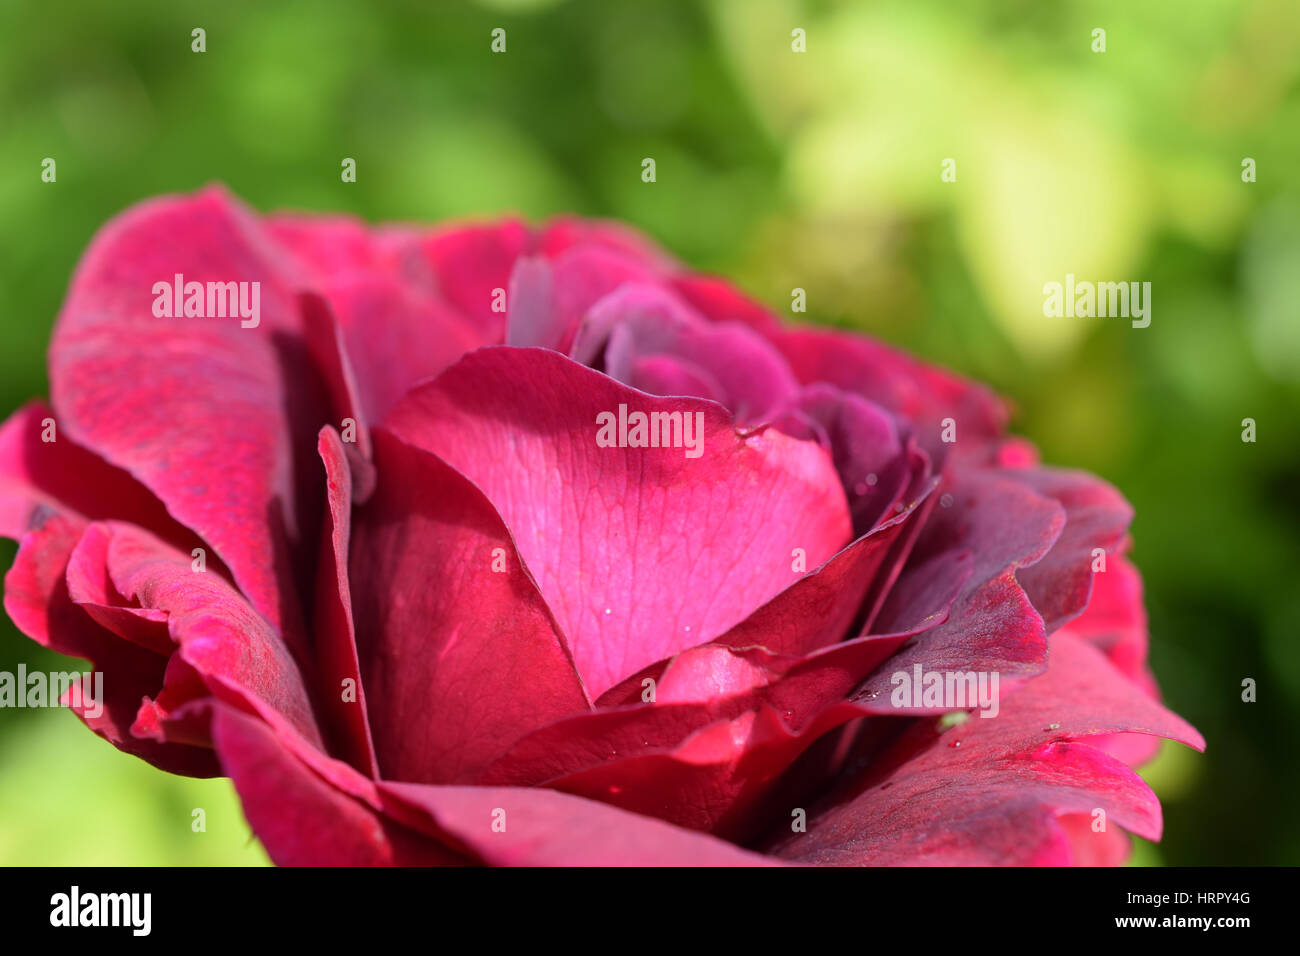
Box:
[265,214,420,286]
[410,218,530,338]
[1056,554,1163,766]
[1056,811,1133,866]
[671,275,783,335]
[539,217,678,272]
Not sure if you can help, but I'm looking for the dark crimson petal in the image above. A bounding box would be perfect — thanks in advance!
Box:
[773,385,913,534]
[378,780,780,866]
[312,428,378,776]
[533,707,809,837]
[852,469,1067,710]
[4,513,218,775]
[212,689,782,864]
[773,327,1008,463]
[479,556,965,835]
[65,521,325,751]
[349,428,590,784]
[304,278,484,427]
[1008,467,1134,634]
[48,187,334,644]
[589,284,799,424]
[525,576,963,838]
[770,634,1203,865]
[1055,554,1162,766]
[386,347,851,696]
[298,292,373,466]
[482,628,923,796]
[212,705,463,866]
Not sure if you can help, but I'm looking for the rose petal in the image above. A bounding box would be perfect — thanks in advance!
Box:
[4,513,218,775]
[539,217,678,272]
[590,284,798,423]
[306,277,484,427]
[774,327,1008,463]
[1010,468,1134,634]
[386,347,852,696]
[311,427,379,775]
[671,275,783,335]
[349,428,590,784]
[66,521,324,751]
[379,780,780,867]
[771,634,1203,865]
[411,218,530,338]
[0,401,192,549]
[48,187,334,643]
[212,705,462,866]
[853,469,1068,709]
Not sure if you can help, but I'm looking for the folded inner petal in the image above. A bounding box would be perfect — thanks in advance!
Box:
[385,347,852,697]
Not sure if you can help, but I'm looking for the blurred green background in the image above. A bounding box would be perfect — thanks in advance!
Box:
[1,0,1296,865]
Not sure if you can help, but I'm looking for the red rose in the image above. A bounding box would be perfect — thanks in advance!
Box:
[0,187,1202,865]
